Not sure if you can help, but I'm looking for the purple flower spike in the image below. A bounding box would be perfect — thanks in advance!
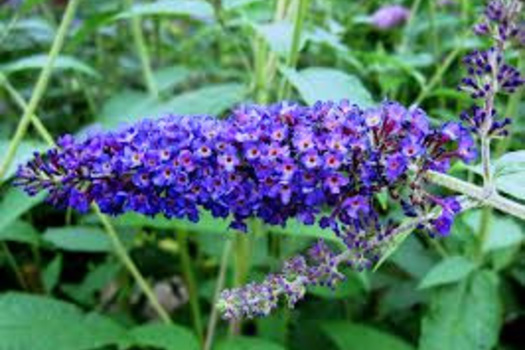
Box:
[15,100,474,269]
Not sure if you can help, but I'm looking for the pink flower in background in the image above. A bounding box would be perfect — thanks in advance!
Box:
[371,4,410,30]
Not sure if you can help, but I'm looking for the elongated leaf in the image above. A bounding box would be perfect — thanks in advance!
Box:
[0,293,127,350]
[418,256,477,289]
[42,255,63,293]
[281,67,374,107]
[214,337,286,350]
[115,0,214,20]
[43,226,114,252]
[121,324,200,350]
[98,83,246,128]
[0,54,99,77]
[321,322,415,350]
[419,270,502,350]
[0,139,48,181]
[0,220,40,245]
[0,188,45,233]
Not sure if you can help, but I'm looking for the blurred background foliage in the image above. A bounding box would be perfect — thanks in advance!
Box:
[0,0,524,349]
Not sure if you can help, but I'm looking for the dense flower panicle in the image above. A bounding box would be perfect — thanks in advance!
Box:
[462,0,524,137]
[370,5,410,30]
[218,240,344,319]
[16,100,473,269]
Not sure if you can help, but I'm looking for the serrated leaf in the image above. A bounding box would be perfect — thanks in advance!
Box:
[281,67,374,107]
[42,255,62,293]
[418,256,477,289]
[98,83,246,128]
[0,139,48,181]
[0,293,127,350]
[214,337,286,350]
[419,270,502,350]
[115,0,214,20]
[0,220,40,245]
[43,226,115,252]
[321,322,415,350]
[0,188,45,234]
[122,324,200,350]
[0,54,99,77]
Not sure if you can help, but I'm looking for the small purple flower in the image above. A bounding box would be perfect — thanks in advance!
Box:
[384,153,407,182]
[371,5,410,30]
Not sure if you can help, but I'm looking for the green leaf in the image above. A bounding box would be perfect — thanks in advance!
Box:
[482,217,523,253]
[0,188,45,233]
[98,83,246,128]
[390,234,435,278]
[463,211,524,252]
[419,270,502,350]
[0,139,48,181]
[0,293,127,350]
[62,260,120,305]
[214,337,286,350]
[42,255,63,293]
[255,21,301,57]
[0,54,99,77]
[153,65,194,93]
[471,151,525,201]
[418,256,477,289]
[115,0,214,20]
[122,324,200,350]
[321,322,415,350]
[281,67,374,107]
[43,226,115,252]
[0,220,41,245]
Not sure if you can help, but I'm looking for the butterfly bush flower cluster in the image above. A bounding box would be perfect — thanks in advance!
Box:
[461,0,524,138]
[16,98,475,317]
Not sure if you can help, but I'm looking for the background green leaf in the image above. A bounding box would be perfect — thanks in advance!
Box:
[419,270,502,350]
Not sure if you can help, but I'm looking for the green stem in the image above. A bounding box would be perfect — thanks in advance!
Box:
[0,73,55,146]
[229,233,251,336]
[476,206,492,260]
[428,0,439,57]
[253,36,269,104]
[414,44,463,105]
[177,231,204,343]
[427,171,525,221]
[399,0,423,53]
[1,242,28,290]
[278,0,309,99]
[95,206,172,323]
[124,0,158,98]
[204,239,233,350]
[0,0,81,182]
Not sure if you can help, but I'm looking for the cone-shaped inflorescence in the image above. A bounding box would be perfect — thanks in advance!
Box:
[16,100,474,270]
